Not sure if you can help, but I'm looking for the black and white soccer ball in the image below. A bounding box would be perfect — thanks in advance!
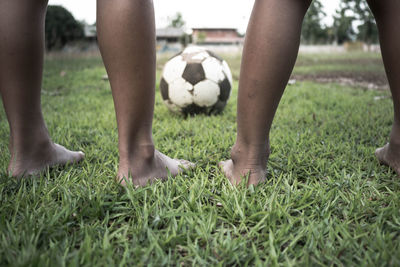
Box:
[159,46,233,115]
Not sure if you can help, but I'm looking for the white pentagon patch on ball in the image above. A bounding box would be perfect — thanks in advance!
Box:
[160,46,233,115]
[162,56,186,84]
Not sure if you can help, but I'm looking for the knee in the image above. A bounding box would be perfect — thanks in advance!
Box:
[257,0,312,12]
[296,0,313,15]
[303,0,313,8]
[366,0,378,12]
[286,0,313,14]
[366,0,384,18]
[34,0,48,9]
[300,0,313,11]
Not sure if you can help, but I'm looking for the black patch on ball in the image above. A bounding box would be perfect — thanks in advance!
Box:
[206,50,223,62]
[210,100,227,115]
[218,77,231,102]
[182,104,208,115]
[169,51,183,60]
[182,63,206,85]
[159,78,169,100]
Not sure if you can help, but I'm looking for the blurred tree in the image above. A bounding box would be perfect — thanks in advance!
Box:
[349,0,378,45]
[196,32,207,44]
[168,12,185,28]
[167,12,190,47]
[331,0,378,46]
[301,0,331,44]
[332,2,356,44]
[45,5,84,50]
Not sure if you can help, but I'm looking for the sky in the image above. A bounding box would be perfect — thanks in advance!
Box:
[48,0,341,33]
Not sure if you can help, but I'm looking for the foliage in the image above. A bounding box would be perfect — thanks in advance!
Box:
[45,5,84,50]
[332,3,356,44]
[167,12,189,46]
[301,0,378,45]
[168,12,185,28]
[0,52,399,265]
[196,32,207,44]
[332,0,378,45]
[301,0,331,44]
[350,0,379,44]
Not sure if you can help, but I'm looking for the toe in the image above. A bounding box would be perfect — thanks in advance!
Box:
[64,150,85,164]
[375,144,388,164]
[118,176,128,187]
[176,159,196,170]
[53,143,85,164]
[74,151,85,162]
[218,160,228,169]
[218,160,235,183]
[219,160,233,174]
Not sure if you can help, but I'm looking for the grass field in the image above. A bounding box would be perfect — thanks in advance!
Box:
[0,51,399,266]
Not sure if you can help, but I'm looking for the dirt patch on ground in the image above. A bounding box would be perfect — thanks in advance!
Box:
[291,71,389,90]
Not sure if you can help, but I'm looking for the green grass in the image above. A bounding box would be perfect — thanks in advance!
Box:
[0,51,399,266]
[293,51,386,78]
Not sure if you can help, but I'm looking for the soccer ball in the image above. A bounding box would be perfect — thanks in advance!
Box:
[159,46,233,115]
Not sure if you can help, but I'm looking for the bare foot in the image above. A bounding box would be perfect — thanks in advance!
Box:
[375,143,400,176]
[9,142,85,177]
[117,146,195,187]
[219,144,269,186]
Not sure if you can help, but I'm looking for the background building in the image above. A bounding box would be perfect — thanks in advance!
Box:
[192,28,244,45]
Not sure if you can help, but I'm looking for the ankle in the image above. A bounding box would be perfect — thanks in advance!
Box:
[231,142,270,167]
[119,143,156,163]
[10,133,52,157]
[390,122,400,145]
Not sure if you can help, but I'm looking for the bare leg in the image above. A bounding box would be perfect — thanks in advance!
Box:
[96,0,193,187]
[220,0,311,186]
[0,0,84,177]
[368,0,400,176]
